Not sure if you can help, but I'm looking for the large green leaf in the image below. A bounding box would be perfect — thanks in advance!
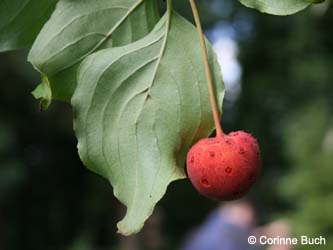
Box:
[28,0,159,103]
[72,11,224,235]
[238,0,311,15]
[0,0,57,52]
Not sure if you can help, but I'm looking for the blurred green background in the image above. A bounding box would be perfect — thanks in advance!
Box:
[0,0,332,249]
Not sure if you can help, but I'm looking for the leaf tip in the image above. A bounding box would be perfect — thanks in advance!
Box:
[116,219,144,236]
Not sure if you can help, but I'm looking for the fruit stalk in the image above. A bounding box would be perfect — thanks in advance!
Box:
[189,0,224,136]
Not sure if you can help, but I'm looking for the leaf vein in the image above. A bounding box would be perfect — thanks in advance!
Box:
[101,57,159,187]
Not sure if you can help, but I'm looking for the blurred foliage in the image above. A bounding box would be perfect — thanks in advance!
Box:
[0,0,332,250]
[237,1,333,249]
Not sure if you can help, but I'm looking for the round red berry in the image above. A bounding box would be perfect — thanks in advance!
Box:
[186,131,261,200]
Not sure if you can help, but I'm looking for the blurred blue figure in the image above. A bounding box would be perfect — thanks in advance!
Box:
[181,200,260,250]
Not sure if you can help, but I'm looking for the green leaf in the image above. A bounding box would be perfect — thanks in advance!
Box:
[0,0,57,52]
[238,0,311,15]
[28,0,159,102]
[307,0,325,3]
[31,74,52,111]
[72,10,224,235]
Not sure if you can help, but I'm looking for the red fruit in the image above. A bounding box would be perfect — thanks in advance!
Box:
[186,131,261,201]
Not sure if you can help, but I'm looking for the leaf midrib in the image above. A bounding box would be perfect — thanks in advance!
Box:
[82,32,165,182]
[144,9,172,100]
[123,10,173,219]
[40,0,145,74]
[85,12,173,218]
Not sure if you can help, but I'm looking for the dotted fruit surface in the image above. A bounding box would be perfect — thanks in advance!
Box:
[186,131,261,200]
